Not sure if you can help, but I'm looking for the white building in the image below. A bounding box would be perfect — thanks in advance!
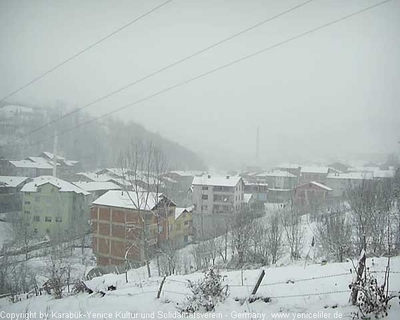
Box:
[191,175,244,215]
[326,172,373,197]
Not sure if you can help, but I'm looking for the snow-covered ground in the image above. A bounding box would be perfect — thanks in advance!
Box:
[1,206,399,319]
[1,257,399,319]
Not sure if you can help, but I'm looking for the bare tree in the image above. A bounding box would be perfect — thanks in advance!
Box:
[266,212,283,264]
[348,180,380,254]
[214,221,229,264]
[280,203,304,260]
[249,223,270,265]
[348,179,395,255]
[158,240,180,276]
[118,138,170,279]
[230,209,255,266]
[10,212,35,262]
[315,206,352,262]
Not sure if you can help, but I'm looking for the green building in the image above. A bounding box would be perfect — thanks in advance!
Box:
[21,176,90,238]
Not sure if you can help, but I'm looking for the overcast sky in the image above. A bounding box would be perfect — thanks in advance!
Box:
[1,0,399,169]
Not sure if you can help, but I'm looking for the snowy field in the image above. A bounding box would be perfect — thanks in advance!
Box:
[1,208,399,319]
[1,256,399,319]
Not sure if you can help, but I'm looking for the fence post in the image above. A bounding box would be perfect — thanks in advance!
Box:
[350,248,366,305]
[157,276,167,299]
[251,269,265,295]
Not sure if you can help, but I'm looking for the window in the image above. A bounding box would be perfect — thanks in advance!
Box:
[202,194,208,200]
[33,228,38,234]
[184,235,189,243]
[24,210,30,214]
[202,186,208,190]
[24,201,30,205]
[56,217,62,223]
[184,220,189,226]
[45,216,52,222]
[213,195,222,202]
[33,216,40,222]
[158,225,163,233]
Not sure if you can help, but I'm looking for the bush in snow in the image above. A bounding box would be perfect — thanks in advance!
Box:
[351,268,399,319]
[178,268,228,314]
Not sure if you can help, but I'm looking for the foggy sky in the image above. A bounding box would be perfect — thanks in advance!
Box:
[1,0,399,170]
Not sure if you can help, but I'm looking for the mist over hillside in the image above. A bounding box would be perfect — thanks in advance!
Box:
[0,102,206,170]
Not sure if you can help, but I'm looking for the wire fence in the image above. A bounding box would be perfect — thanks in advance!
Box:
[5,269,399,304]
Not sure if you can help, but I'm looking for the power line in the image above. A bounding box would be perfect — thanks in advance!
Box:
[6,0,393,151]
[0,0,316,149]
[0,0,173,104]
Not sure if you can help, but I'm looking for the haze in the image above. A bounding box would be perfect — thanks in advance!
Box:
[1,0,399,169]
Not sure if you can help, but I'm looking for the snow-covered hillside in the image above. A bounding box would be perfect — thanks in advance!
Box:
[1,257,399,319]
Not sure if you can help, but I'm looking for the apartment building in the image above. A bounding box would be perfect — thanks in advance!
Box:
[191,175,244,215]
[91,190,176,266]
[21,176,90,237]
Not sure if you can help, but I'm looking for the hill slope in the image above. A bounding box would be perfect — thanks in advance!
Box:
[1,257,399,319]
[0,103,206,170]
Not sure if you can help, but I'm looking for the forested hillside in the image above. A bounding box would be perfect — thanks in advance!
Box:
[0,103,206,170]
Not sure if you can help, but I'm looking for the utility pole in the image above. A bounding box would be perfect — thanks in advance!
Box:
[256,126,260,161]
[53,132,58,178]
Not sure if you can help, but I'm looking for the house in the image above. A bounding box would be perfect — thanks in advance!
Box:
[39,151,80,177]
[328,162,350,173]
[326,172,373,198]
[256,170,296,189]
[191,175,244,215]
[169,207,193,247]
[7,160,53,178]
[75,171,132,189]
[91,190,176,266]
[300,166,340,185]
[275,164,301,178]
[191,175,245,240]
[255,170,297,203]
[293,181,332,208]
[243,181,268,209]
[72,181,121,201]
[94,168,165,192]
[372,169,395,180]
[163,171,206,206]
[242,193,255,211]
[0,105,35,120]
[0,176,29,213]
[21,176,90,237]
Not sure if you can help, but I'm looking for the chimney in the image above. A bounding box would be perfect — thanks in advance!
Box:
[208,175,211,178]
[226,175,230,179]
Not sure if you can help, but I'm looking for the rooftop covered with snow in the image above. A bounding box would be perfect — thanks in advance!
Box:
[327,172,373,180]
[257,170,296,178]
[295,181,333,191]
[192,175,242,187]
[300,166,330,174]
[9,160,53,169]
[21,176,89,195]
[174,206,193,220]
[0,176,29,188]
[72,181,121,192]
[93,190,165,211]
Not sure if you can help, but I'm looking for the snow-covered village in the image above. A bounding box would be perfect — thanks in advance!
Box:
[1,1,400,319]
